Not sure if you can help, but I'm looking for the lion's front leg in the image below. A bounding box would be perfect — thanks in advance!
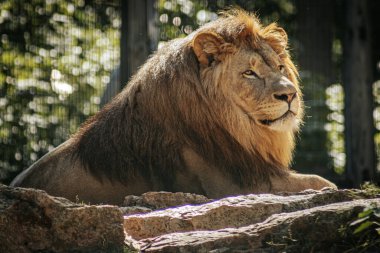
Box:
[269,172,337,193]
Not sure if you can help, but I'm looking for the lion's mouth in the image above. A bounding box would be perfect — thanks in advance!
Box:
[259,110,296,126]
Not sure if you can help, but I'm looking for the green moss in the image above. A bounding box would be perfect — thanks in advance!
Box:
[123,246,138,253]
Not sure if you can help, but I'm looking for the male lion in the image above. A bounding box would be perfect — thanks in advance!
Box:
[11,10,336,204]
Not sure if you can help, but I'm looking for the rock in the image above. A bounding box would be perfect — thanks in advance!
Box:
[120,206,153,215]
[131,198,380,252]
[3,184,379,252]
[124,188,377,240]
[124,191,211,209]
[0,184,125,253]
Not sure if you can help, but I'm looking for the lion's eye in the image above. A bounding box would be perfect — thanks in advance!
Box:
[243,70,259,79]
[279,65,285,74]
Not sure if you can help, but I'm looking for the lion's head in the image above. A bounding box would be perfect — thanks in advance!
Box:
[192,16,302,133]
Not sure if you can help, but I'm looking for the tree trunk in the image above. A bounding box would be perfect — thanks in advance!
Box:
[102,0,158,106]
[120,0,158,88]
[369,1,380,81]
[343,0,376,187]
[296,0,334,83]
[294,0,334,179]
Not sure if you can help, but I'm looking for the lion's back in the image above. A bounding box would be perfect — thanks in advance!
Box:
[10,140,77,191]
[10,139,152,204]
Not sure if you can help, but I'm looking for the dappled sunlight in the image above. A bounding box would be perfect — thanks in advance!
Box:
[0,0,120,182]
[325,84,345,174]
[51,80,74,95]
[373,80,380,172]
[51,69,74,95]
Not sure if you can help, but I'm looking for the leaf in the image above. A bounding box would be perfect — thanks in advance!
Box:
[350,216,369,226]
[358,209,373,219]
[376,228,380,235]
[353,221,373,234]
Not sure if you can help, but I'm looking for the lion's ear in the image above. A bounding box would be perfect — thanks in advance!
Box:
[262,25,288,54]
[192,32,235,66]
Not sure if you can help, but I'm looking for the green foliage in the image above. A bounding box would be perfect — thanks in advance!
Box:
[325,83,345,174]
[123,246,138,253]
[339,203,380,252]
[157,0,296,42]
[0,0,120,183]
[334,183,380,252]
[361,182,380,197]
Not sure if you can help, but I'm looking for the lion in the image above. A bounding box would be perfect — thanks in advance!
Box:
[11,10,336,205]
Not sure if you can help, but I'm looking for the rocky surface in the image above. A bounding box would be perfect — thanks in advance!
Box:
[124,191,211,209]
[123,188,380,252]
[0,184,124,253]
[121,191,211,216]
[123,188,376,240]
[131,199,380,252]
[2,183,379,253]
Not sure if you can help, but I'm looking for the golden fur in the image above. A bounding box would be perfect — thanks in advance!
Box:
[11,10,336,204]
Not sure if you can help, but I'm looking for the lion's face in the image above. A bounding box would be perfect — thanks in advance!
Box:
[192,26,303,133]
[221,44,302,132]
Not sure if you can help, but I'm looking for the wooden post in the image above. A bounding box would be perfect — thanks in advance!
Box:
[296,0,334,83]
[294,0,334,179]
[120,0,157,88]
[343,0,376,187]
[369,1,380,81]
[102,0,157,106]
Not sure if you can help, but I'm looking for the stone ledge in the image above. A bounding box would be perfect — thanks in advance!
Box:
[0,184,125,253]
[130,198,380,252]
[124,188,377,240]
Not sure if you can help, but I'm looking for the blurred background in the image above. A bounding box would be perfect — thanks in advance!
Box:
[0,0,379,188]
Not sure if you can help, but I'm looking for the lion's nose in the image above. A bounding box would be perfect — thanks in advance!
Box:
[272,76,297,103]
[273,92,297,103]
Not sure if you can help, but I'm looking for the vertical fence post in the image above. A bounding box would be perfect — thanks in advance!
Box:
[343,0,376,187]
[294,0,334,180]
[120,0,157,89]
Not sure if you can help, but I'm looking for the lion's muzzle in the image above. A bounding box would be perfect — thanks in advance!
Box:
[271,76,297,104]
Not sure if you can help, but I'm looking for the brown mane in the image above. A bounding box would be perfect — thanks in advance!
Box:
[72,10,300,190]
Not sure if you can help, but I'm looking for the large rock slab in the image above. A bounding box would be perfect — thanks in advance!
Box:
[0,184,125,253]
[124,188,376,240]
[130,198,380,252]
